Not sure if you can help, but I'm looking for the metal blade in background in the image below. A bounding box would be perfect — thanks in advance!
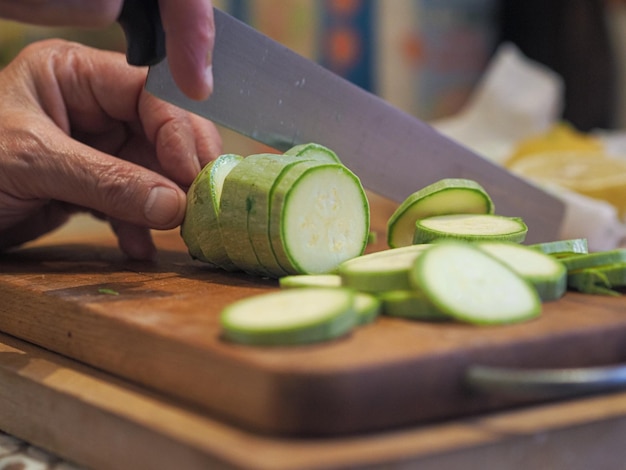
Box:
[146,9,564,243]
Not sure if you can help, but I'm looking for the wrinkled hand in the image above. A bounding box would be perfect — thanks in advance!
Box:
[0,40,221,259]
[0,0,214,100]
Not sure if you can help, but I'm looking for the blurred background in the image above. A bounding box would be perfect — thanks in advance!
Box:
[4,0,626,246]
[2,0,625,136]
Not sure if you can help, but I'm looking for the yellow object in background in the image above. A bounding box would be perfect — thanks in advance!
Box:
[509,151,626,219]
[505,122,604,167]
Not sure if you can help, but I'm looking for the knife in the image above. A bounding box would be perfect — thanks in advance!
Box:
[118,2,564,244]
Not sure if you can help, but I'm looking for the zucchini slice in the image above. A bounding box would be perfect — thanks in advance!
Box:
[181,154,243,270]
[476,241,567,302]
[219,154,296,276]
[338,244,432,293]
[413,214,528,244]
[279,274,342,288]
[387,178,494,248]
[409,241,541,325]
[269,163,370,274]
[529,238,588,258]
[560,249,626,272]
[220,288,357,345]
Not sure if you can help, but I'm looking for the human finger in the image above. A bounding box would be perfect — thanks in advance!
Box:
[159,0,215,100]
[109,219,157,260]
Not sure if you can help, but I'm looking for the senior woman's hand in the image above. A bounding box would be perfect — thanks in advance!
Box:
[0,0,214,100]
[0,39,221,259]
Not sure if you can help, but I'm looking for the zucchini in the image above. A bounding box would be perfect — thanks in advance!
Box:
[221,288,357,345]
[567,263,626,296]
[338,244,431,293]
[413,214,528,244]
[354,292,382,325]
[529,238,588,258]
[379,290,448,321]
[269,163,370,274]
[279,274,342,289]
[184,146,370,278]
[409,241,541,325]
[476,241,567,302]
[387,178,494,248]
[181,154,243,270]
[285,142,342,163]
[560,249,626,272]
[219,153,295,276]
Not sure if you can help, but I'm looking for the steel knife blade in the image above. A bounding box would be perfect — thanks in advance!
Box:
[142,8,564,243]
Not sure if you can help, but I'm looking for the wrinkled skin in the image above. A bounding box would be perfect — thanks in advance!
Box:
[0,0,215,100]
[0,40,221,259]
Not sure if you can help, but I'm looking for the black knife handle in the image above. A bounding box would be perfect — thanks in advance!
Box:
[117,0,166,66]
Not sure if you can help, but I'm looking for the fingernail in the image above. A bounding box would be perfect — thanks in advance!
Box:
[144,187,182,227]
[204,64,214,96]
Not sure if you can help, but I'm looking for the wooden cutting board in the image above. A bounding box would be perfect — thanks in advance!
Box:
[2,194,626,437]
[4,330,626,470]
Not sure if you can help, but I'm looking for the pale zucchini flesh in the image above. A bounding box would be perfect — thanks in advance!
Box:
[268,159,326,274]
[338,244,431,293]
[476,241,567,302]
[410,241,541,325]
[413,214,528,244]
[271,164,370,274]
[529,238,588,258]
[387,178,494,248]
[245,156,309,277]
[221,288,357,345]
[560,249,626,272]
[567,263,626,296]
[279,274,342,289]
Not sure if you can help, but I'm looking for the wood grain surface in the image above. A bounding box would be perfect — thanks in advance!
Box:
[3,330,626,470]
[2,194,626,437]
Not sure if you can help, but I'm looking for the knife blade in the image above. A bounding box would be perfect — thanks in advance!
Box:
[121,5,564,243]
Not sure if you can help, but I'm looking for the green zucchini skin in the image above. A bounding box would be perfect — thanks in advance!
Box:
[387,178,494,248]
[220,288,358,346]
[413,214,528,244]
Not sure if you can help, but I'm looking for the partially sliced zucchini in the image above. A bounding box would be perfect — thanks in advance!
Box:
[413,214,527,244]
[181,154,243,270]
[220,288,357,345]
[219,154,295,276]
[409,241,541,325]
[246,157,308,278]
[387,178,494,248]
[476,241,567,302]
[338,244,432,293]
